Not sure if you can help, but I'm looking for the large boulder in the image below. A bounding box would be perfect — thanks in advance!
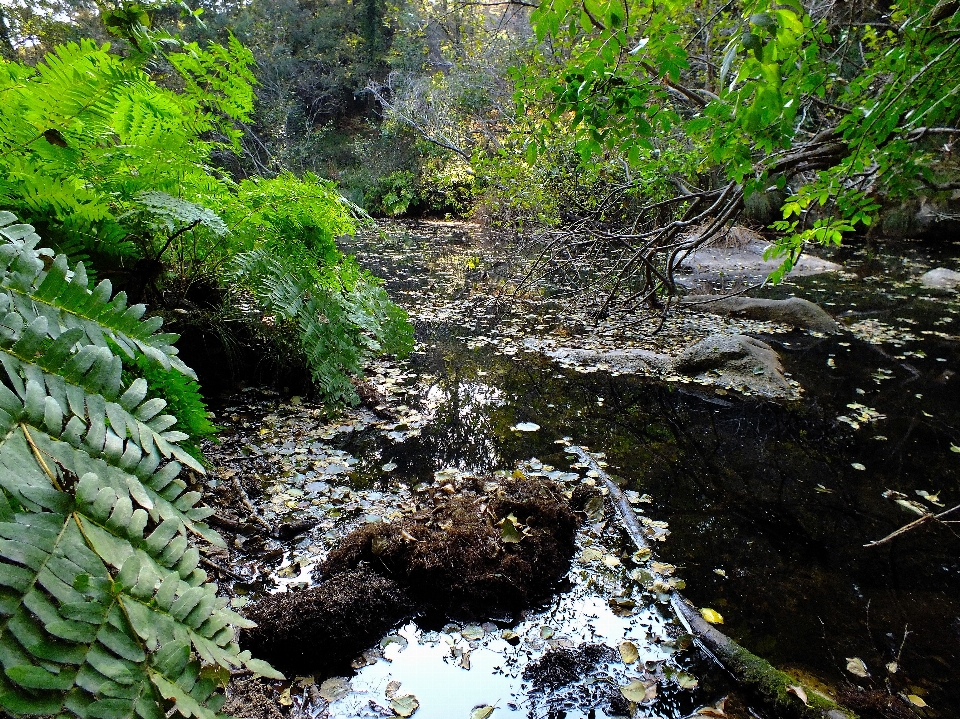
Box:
[919,267,960,291]
[683,296,841,334]
[676,334,792,398]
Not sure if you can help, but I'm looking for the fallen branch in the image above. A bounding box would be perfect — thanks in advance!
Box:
[567,444,854,719]
[863,503,960,548]
[231,474,274,534]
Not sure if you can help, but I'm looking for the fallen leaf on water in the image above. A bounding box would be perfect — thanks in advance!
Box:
[461,625,484,641]
[906,694,928,708]
[619,641,639,664]
[787,685,809,706]
[584,496,605,521]
[915,489,944,506]
[951,443,960,453]
[695,697,727,716]
[278,688,292,706]
[620,679,657,703]
[602,554,621,568]
[886,662,898,674]
[581,548,603,563]
[390,694,419,717]
[540,626,555,640]
[382,462,397,472]
[385,681,401,698]
[676,672,699,690]
[846,657,870,678]
[895,499,929,516]
[851,462,866,471]
[318,677,351,702]
[470,706,495,719]
[714,569,727,577]
[511,422,540,432]
[501,630,520,645]
[700,608,724,624]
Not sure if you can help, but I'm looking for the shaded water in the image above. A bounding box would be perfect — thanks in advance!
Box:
[210,224,960,717]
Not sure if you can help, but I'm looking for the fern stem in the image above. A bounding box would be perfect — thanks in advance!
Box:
[20,423,63,491]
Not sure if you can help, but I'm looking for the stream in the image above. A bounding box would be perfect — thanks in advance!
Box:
[204,222,960,719]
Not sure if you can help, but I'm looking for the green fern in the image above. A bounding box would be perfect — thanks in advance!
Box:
[229,247,413,404]
[0,212,281,718]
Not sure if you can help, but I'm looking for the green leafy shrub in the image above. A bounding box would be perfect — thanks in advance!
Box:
[0,212,280,718]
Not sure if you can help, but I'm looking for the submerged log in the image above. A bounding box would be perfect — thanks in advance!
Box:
[566,445,855,719]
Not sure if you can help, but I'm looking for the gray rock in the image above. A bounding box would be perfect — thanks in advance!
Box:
[676,334,791,398]
[675,235,842,290]
[919,267,960,290]
[683,296,841,333]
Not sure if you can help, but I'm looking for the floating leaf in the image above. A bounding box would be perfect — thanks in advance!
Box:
[461,625,484,641]
[278,688,293,706]
[511,422,540,432]
[915,489,944,506]
[540,626,555,639]
[470,706,495,719]
[390,694,420,717]
[895,499,928,516]
[846,657,870,678]
[700,608,724,624]
[318,677,351,702]
[851,462,866,471]
[676,672,699,690]
[906,694,928,708]
[951,443,960,453]
[602,554,621,568]
[886,662,898,674]
[501,630,520,645]
[580,547,602,563]
[787,685,809,706]
[620,679,656,703]
[385,680,401,698]
[619,641,639,665]
[584,495,605,521]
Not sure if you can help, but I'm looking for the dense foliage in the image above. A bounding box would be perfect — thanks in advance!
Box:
[0,25,412,403]
[505,0,960,312]
[0,212,281,717]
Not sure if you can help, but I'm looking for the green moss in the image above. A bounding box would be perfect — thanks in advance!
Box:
[726,643,857,719]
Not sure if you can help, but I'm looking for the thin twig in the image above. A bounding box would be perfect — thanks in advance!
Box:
[863,503,960,547]
[232,475,273,534]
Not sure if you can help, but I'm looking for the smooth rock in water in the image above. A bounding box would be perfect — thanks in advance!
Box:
[684,296,840,334]
[676,334,791,398]
[919,267,960,290]
[539,346,673,374]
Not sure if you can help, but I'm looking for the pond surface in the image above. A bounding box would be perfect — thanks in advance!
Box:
[207,223,960,718]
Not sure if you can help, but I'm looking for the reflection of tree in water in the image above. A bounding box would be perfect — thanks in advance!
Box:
[411,344,507,475]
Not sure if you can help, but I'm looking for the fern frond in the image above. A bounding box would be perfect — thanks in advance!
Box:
[0,214,281,718]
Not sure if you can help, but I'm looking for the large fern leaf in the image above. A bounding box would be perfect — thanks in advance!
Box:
[0,213,281,719]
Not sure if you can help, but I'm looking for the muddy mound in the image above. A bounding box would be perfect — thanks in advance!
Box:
[321,476,579,614]
[241,568,414,673]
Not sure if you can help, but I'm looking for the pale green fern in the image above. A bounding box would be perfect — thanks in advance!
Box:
[0,212,280,718]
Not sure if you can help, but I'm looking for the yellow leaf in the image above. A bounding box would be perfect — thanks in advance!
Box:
[278,688,292,706]
[906,694,928,708]
[619,641,639,664]
[700,608,724,624]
